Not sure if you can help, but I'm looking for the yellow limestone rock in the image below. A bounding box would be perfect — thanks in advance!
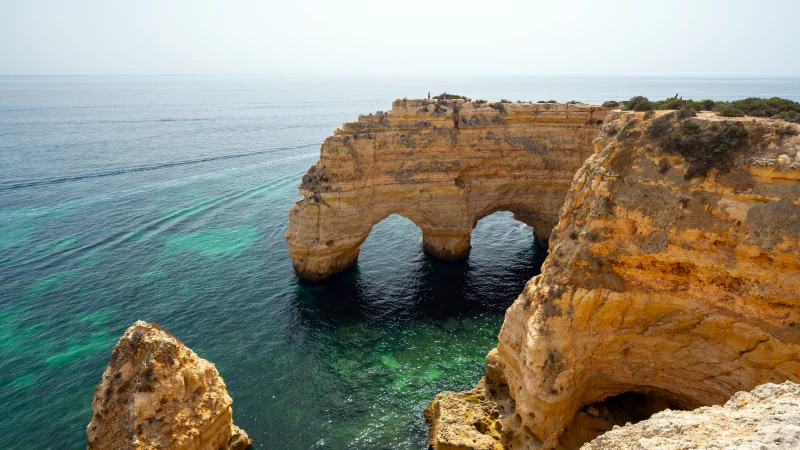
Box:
[428,112,800,449]
[582,381,800,449]
[86,321,252,450]
[286,99,607,281]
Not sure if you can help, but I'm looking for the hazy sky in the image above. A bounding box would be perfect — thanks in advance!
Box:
[1,0,799,76]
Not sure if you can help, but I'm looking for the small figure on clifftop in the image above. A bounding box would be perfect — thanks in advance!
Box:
[428,92,430,100]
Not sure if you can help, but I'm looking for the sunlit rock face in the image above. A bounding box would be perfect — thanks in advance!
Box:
[427,112,800,449]
[86,321,251,450]
[286,99,606,281]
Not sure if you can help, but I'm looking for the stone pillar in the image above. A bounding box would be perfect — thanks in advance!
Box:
[533,226,552,249]
[286,198,371,282]
[287,239,364,282]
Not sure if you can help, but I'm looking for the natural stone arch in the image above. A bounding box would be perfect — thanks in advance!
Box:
[286,99,607,281]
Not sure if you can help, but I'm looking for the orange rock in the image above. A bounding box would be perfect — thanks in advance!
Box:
[285,99,607,281]
[86,321,251,450]
[428,112,800,449]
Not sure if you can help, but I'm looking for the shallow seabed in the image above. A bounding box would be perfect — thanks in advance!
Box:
[1,75,798,449]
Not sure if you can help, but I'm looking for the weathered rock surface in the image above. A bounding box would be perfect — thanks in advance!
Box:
[428,112,800,449]
[582,381,800,449]
[86,321,251,450]
[286,99,606,281]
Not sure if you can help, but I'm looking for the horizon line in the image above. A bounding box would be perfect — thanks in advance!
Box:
[2,73,800,78]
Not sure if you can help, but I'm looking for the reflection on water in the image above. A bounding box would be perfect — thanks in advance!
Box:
[283,213,545,448]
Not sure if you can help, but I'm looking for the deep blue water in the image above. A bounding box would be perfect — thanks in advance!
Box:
[1,75,799,450]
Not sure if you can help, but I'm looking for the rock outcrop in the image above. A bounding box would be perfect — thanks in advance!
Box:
[86,321,252,450]
[286,99,606,281]
[427,111,800,449]
[582,381,800,449]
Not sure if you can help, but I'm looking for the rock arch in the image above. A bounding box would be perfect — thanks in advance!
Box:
[286,99,607,281]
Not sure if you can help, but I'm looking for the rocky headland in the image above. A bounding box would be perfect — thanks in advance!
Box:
[88,98,800,449]
[285,98,607,281]
[426,109,800,449]
[86,321,251,450]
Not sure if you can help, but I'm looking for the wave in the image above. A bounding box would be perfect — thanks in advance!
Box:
[0,144,317,191]
[7,169,305,270]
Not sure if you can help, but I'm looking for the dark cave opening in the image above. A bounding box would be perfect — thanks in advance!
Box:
[558,391,687,449]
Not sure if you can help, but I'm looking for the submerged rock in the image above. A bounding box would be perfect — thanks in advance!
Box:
[582,381,800,449]
[86,321,251,450]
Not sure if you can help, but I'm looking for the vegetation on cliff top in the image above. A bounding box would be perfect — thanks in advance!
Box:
[644,114,750,179]
[433,93,469,100]
[616,96,800,123]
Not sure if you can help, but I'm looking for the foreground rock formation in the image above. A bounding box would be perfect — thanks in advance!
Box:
[86,321,251,450]
[427,111,800,449]
[286,99,606,281]
[583,381,800,449]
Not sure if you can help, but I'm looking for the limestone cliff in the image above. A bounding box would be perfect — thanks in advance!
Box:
[582,381,800,449]
[427,112,800,449]
[286,99,606,281]
[86,321,251,450]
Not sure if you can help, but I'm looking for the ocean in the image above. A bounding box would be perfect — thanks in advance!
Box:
[1,75,799,449]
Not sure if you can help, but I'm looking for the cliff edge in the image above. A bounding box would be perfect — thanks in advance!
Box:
[427,111,800,449]
[86,321,251,450]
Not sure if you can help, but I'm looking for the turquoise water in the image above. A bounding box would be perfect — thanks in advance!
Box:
[1,76,799,449]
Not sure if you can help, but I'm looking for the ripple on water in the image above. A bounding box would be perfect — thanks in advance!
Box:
[164,226,259,256]
[0,77,566,450]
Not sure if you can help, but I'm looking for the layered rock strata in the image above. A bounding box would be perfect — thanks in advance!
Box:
[286,99,606,281]
[86,321,252,450]
[582,381,800,449]
[427,112,800,449]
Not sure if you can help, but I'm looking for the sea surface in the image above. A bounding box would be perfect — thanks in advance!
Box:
[1,75,799,449]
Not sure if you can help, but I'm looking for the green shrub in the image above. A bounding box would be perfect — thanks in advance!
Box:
[654,97,685,110]
[617,119,638,141]
[602,100,620,107]
[546,100,558,103]
[718,107,745,117]
[778,111,800,123]
[677,107,697,119]
[621,96,800,116]
[661,120,749,179]
[647,112,676,138]
[432,93,468,100]
[682,100,702,111]
[626,96,653,112]
[489,102,508,114]
[474,99,488,104]
[500,99,511,103]
[715,97,800,117]
[699,99,715,111]
[728,98,778,116]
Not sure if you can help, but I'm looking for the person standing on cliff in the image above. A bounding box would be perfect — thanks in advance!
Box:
[428,92,430,100]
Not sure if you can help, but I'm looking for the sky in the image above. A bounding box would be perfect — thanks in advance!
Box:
[1,0,799,76]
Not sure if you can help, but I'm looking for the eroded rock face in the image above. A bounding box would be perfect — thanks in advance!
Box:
[428,112,800,449]
[582,381,800,450]
[286,99,606,281]
[86,321,252,450]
